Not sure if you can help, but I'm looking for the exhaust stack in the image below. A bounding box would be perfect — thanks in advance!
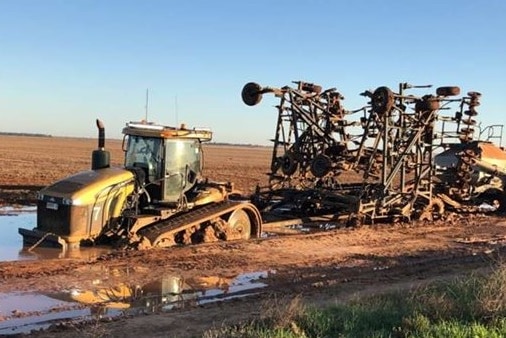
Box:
[91,119,111,170]
[97,119,105,148]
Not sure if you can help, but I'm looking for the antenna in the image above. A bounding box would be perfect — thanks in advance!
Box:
[145,89,149,121]
[175,95,179,126]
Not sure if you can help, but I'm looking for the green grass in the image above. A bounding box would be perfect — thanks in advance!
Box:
[204,263,506,338]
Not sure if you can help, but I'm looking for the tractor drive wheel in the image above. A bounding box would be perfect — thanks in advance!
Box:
[227,208,251,240]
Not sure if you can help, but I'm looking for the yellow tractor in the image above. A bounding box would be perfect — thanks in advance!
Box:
[19,120,262,250]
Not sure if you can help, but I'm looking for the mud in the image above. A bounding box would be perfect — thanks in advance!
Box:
[2,211,505,336]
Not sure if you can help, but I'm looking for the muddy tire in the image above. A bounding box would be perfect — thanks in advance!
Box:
[478,190,506,213]
[419,198,445,222]
[371,86,394,115]
[281,153,298,176]
[436,86,460,97]
[310,154,332,178]
[242,82,262,106]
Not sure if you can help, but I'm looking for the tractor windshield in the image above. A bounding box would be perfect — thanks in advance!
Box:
[163,139,202,202]
[124,136,163,183]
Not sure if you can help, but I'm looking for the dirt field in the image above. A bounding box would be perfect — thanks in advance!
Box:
[1,135,506,337]
[0,135,270,205]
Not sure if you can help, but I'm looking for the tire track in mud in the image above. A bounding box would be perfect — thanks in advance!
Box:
[267,247,499,294]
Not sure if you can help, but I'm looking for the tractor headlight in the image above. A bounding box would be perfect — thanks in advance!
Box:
[61,198,73,206]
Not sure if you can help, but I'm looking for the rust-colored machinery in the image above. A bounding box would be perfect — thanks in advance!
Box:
[242,81,506,224]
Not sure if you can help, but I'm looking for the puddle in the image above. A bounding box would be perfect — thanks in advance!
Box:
[0,270,271,335]
[65,269,270,315]
[0,292,89,335]
[0,206,36,261]
[0,206,110,262]
[262,221,342,237]
[289,222,339,232]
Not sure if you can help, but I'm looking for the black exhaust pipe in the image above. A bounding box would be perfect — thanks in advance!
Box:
[97,119,105,149]
[91,119,111,170]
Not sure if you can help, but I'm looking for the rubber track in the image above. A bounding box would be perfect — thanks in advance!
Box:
[137,200,244,244]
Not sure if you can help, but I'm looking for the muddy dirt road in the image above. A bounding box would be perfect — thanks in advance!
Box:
[1,136,506,337]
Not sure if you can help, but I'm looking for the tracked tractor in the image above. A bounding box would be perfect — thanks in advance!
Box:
[19,120,262,250]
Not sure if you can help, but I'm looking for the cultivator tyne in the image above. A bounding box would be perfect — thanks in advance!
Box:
[242,81,506,224]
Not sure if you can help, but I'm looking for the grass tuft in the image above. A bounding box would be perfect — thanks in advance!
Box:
[205,262,506,337]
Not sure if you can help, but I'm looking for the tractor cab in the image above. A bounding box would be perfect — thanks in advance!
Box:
[122,122,212,204]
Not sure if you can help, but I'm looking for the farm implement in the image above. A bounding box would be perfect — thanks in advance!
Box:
[242,81,506,225]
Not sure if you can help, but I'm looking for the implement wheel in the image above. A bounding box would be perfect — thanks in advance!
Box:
[281,153,298,176]
[242,82,263,106]
[436,86,461,97]
[371,86,394,115]
[311,154,332,177]
[227,208,251,240]
[419,198,445,222]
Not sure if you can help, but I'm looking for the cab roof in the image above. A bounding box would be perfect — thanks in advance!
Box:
[122,121,212,141]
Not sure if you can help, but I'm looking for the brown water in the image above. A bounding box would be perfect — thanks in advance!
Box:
[0,206,110,261]
[0,270,271,335]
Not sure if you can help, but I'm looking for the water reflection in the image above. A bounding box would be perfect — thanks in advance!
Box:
[0,270,271,335]
[60,270,270,316]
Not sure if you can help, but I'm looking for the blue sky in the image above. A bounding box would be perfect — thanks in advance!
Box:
[1,0,505,145]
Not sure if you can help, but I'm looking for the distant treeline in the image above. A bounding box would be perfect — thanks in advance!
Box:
[0,132,52,137]
[208,142,269,148]
[0,133,268,146]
